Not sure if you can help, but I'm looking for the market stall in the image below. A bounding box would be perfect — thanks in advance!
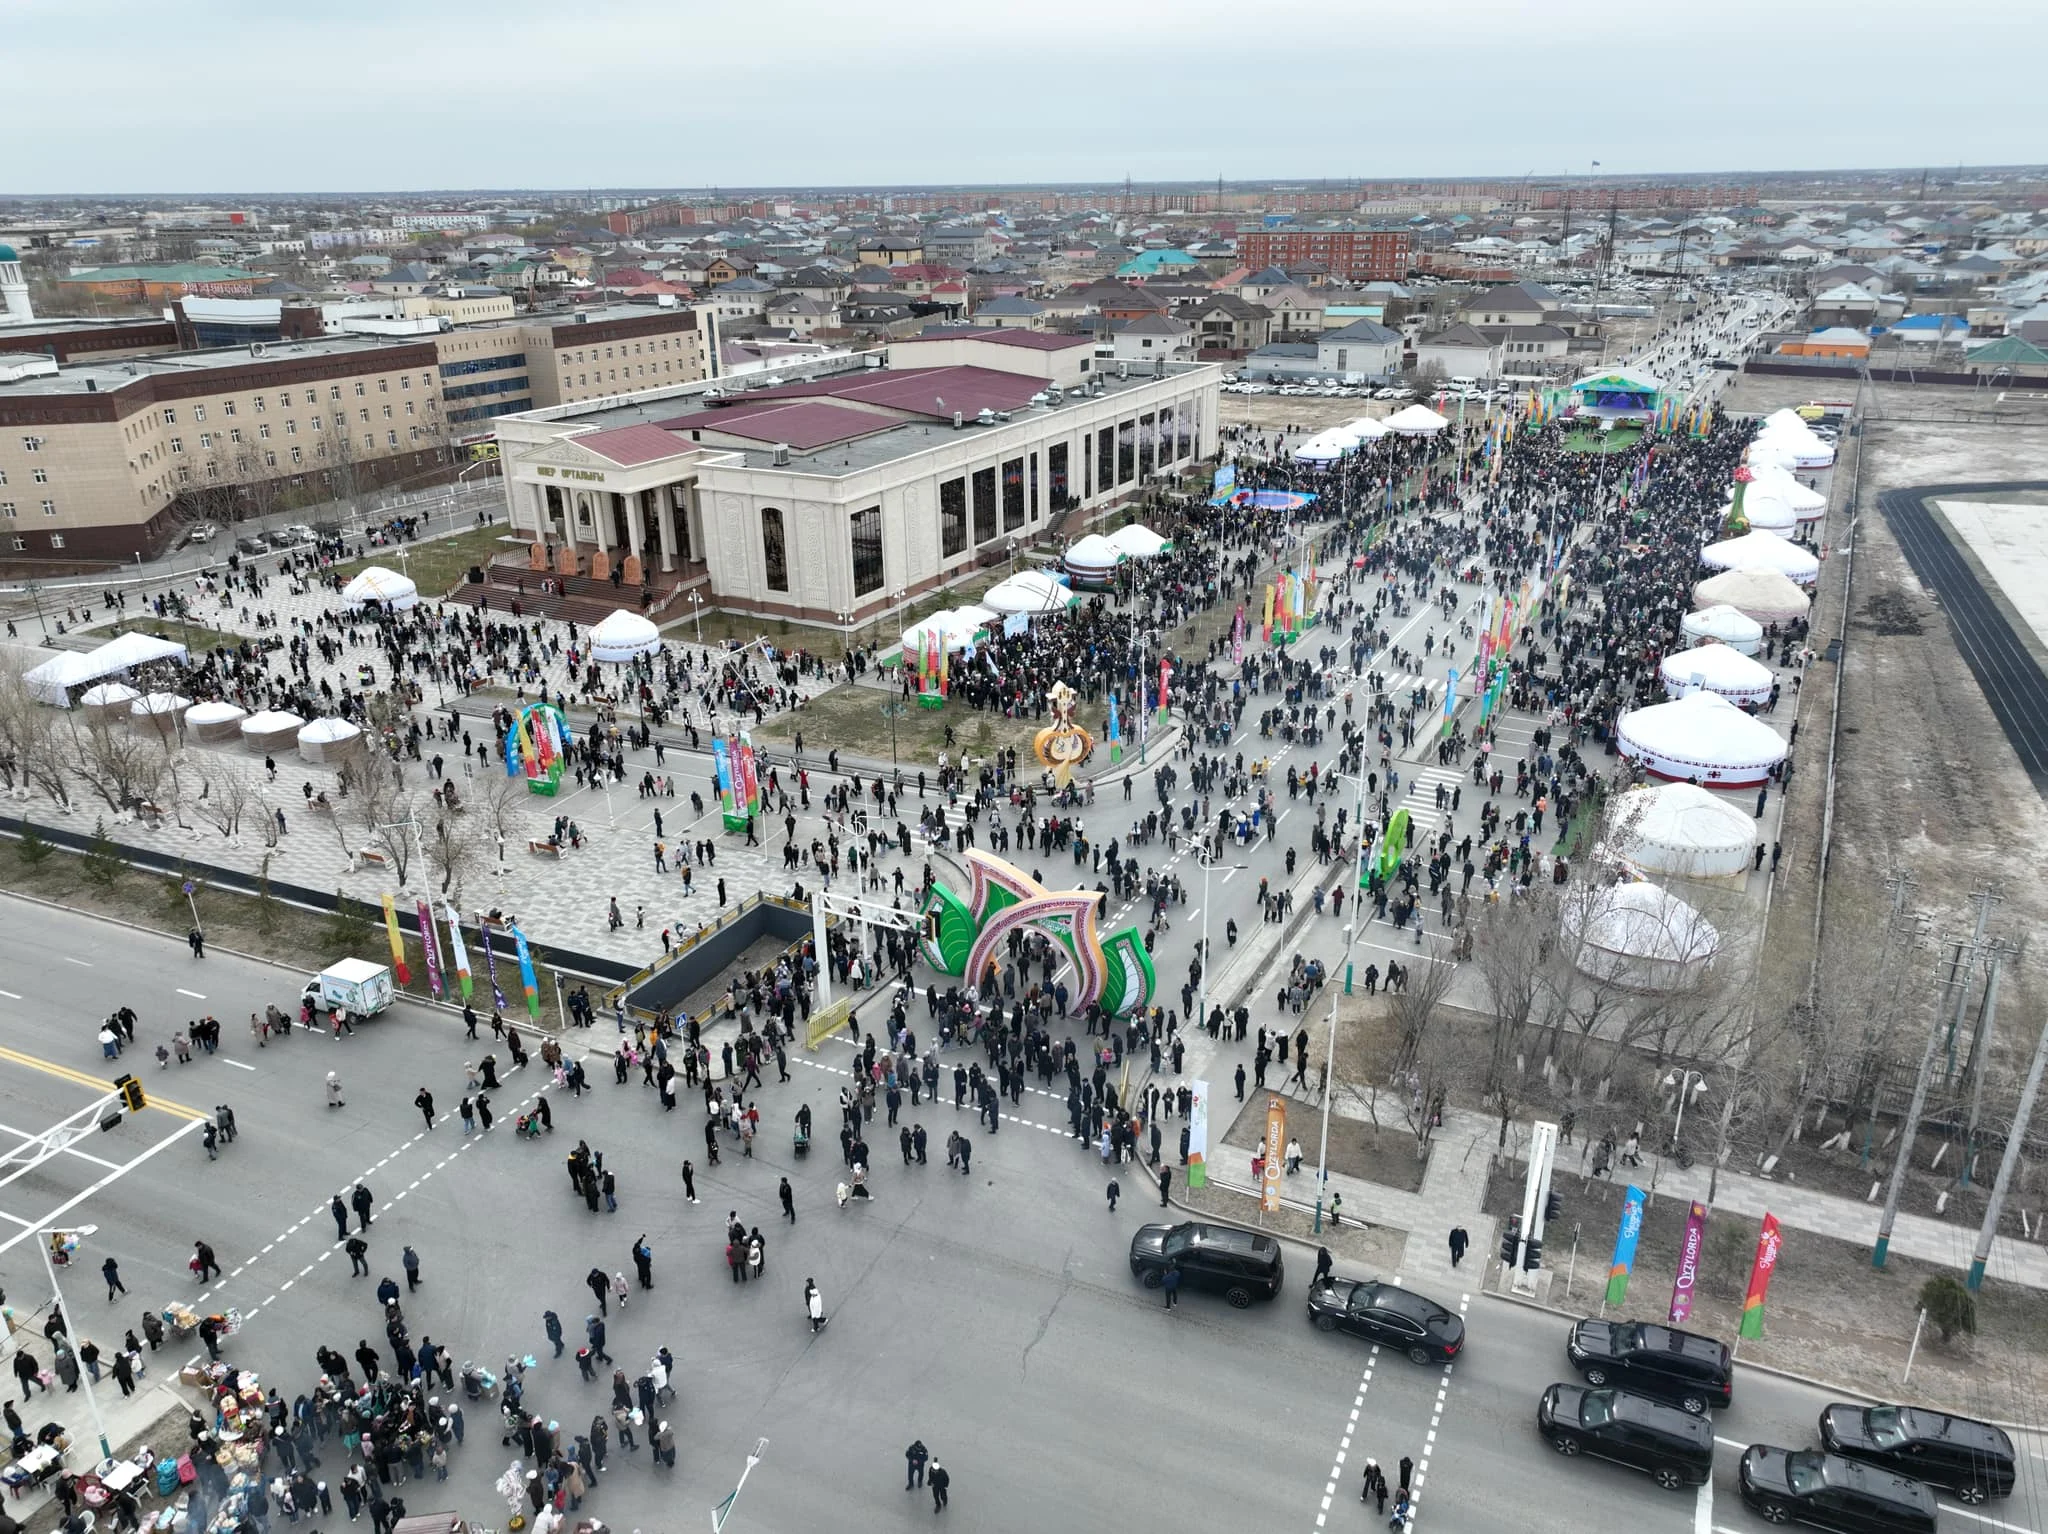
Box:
[297,716,365,765]
[185,700,248,744]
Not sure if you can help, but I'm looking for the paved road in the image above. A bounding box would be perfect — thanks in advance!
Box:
[1878,482,2048,794]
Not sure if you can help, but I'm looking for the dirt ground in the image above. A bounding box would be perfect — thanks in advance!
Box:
[1483,1165,2048,1424]
[1220,394,1400,435]
[750,679,1049,770]
[1179,1177,1408,1274]
[1219,1088,1428,1193]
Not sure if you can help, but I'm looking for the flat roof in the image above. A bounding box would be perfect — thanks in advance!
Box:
[0,333,433,396]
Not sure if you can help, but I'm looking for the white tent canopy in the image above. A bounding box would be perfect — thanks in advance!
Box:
[1659,643,1776,706]
[1565,881,1721,988]
[982,571,1077,615]
[185,701,246,726]
[1291,433,1350,463]
[1756,409,1836,466]
[1737,491,1799,534]
[1680,604,1765,655]
[1692,568,1811,623]
[1342,415,1390,439]
[341,566,420,611]
[1063,533,1124,584]
[79,681,141,708]
[1606,783,1758,878]
[1700,529,1820,585]
[1383,403,1450,435]
[298,717,362,745]
[130,691,190,717]
[1105,524,1170,559]
[241,709,304,735]
[1745,467,1827,516]
[902,607,991,654]
[1616,690,1788,789]
[588,609,660,664]
[1744,438,1801,473]
[23,631,191,706]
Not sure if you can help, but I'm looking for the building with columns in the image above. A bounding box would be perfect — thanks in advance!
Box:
[491,333,1219,625]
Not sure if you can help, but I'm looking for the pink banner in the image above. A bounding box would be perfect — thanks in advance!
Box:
[416,897,444,999]
[1668,1200,1709,1325]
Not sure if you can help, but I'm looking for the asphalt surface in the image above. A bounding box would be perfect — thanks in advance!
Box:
[1878,482,2048,794]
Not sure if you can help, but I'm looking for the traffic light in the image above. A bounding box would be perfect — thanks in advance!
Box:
[1523,1236,1544,1271]
[115,1074,145,1112]
[1544,1191,1563,1223]
[1500,1214,1522,1266]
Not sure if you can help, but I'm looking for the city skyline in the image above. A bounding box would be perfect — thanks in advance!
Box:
[11,0,2046,195]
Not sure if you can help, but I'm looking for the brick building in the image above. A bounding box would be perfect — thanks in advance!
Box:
[1236,228,1412,282]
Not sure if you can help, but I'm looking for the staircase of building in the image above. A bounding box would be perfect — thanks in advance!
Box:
[446,551,707,628]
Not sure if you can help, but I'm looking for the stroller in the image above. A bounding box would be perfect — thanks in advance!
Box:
[515,1108,547,1138]
[793,1124,810,1158]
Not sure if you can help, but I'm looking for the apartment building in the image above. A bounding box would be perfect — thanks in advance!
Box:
[1237,228,1413,283]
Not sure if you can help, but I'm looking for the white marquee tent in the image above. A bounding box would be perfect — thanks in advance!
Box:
[1691,568,1811,623]
[240,709,304,753]
[1291,433,1352,465]
[902,607,992,655]
[1106,524,1171,559]
[982,570,1077,615]
[1659,643,1775,706]
[185,699,248,743]
[1605,783,1758,878]
[1699,529,1820,586]
[1565,880,1721,989]
[1616,690,1788,789]
[298,715,365,764]
[588,610,661,664]
[1680,605,1764,655]
[1383,403,1450,435]
[341,566,420,611]
[23,631,190,706]
[1342,415,1390,440]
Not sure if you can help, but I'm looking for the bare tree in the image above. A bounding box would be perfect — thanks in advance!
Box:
[429,808,483,901]
[0,666,73,808]
[191,761,256,844]
[347,747,415,884]
[1385,944,1463,1158]
[69,719,166,818]
[1475,886,1560,1139]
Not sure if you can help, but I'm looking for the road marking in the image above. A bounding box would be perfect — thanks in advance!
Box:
[0,1044,208,1120]
[1695,1466,1712,1534]
[224,1059,255,1072]
[176,989,207,1000]
[63,957,92,967]
[0,990,19,1000]
[0,1115,207,1258]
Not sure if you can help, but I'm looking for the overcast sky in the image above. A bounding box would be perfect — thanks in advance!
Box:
[11,0,2046,195]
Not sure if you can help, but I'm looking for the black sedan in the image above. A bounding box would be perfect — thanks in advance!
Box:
[1305,1277,1463,1364]
[1738,1445,1937,1534]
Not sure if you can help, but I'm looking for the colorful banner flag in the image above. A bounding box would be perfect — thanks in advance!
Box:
[1106,690,1121,743]
[711,737,734,817]
[1605,1185,1646,1306]
[1738,1213,1783,1339]
[1261,1098,1287,1213]
[479,916,507,1010]
[379,893,412,986]
[509,922,542,1020]
[1261,582,1274,642]
[1157,658,1171,720]
[1441,667,1459,736]
[1231,605,1245,664]
[416,897,443,1000]
[1669,1200,1709,1325]
[1186,1080,1210,1190]
[443,902,473,1002]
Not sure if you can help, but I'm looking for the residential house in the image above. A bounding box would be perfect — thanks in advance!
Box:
[1315,319,1402,380]
[1479,323,1572,375]
[1459,279,1561,327]
[970,295,1048,330]
[1416,323,1500,381]
[705,275,774,322]
[1112,312,1195,366]
[1263,285,1330,339]
[1186,294,1273,356]
[1808,283,1881,329]
[762,294,839,336]
[1777,328,1870,359]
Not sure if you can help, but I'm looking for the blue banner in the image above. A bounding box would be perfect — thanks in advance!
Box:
[1606,1184,1647,1306]
[509,922,542,1021]
[711,736,734,817]
[1107,691,1120,743]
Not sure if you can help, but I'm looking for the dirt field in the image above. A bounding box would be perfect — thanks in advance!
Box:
[1220,394,1401,436]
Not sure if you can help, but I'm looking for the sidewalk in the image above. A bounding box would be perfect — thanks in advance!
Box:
[0,1375,197,1525]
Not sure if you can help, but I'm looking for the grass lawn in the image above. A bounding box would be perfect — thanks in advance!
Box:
[659,565,1054,659]
[95,616,249,654]
[333,524,527,600]
[1560,425,1644,455]
[752,681,1049,769]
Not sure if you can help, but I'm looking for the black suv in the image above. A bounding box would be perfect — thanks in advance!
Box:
[1536,1383,1714,1490]
[1128,1222,1283,1308]
[1739,1445,1937,1534]
[1566,1319,1732,1415]
[1819,1402,2016,1504]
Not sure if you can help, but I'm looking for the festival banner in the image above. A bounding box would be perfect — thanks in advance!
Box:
[1158,658,1171,721]
[1231,606,1245,665]
[1668,1200,1709,1325]
[1605,1185,1647,1306]
[1186,1080,1210,1190]
[711,737,735,817]
[379,893,412,986]
[1441,668,1459,736]
[735,733,761,816]
[1213,462,1237,496]
[1738,1213,1783,1340]
[416,897,443,1000]
[1261,1097,1287,1213]
[1261,582,1274,642]
[479,915,507,1010]
[443,902,474,1002]
[939,638,950,698]
[1107,691,1121,744]
[509,922,542,1020]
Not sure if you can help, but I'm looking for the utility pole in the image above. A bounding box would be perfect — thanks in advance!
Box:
[1943,887,2000,1084]
[1958,943,2006,1186]
[1967,996,2048,1290]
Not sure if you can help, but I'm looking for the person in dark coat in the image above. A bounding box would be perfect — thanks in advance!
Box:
[928,1459,950,1512]
[905,1439,928,1490]
[1447,1227,1468,1267]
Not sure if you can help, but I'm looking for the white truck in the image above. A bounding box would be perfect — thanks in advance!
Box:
[302,958,395,1026]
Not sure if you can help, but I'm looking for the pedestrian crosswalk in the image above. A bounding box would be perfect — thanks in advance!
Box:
[1391,764,1464,839]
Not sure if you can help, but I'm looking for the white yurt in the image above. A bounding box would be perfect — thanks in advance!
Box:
[1756,410,1836,467]
[1383,403,1450,435]
[1106,524,1171,559]
[1699,529,1820,586]
[1691,568,1811,624]
[240,709,304,754]
[1736,491,1799,534]
[1063,533,1124,587]
[1616,690,1788,789]
[901,608,988,655]
[1748,468,1827,519]
[588,610,660,664]
[1342,415,1390,440]
[1291,433,1350,465]
[1680,605,1764,655]
[297,715,365,765]
[130,691,191,738]
[1744,437,1801,474]
[1606,783,1758,878]
[79,681,140,726]
[982,570,1077,615]
[341,566,420,611]
[1565,881,1721,989]
[185,699,248,744]
[1659,644,1775,706]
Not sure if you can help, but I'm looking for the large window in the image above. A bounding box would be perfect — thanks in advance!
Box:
[972,466,997,544]
[1117,419,1136,484]
[762,506,788,591]
[1138,413,1156,479]
[1176,400,1194,460]
[1096,430,1113,497]
[850,505,883,595]
[1001,456,1025,531]
[1029,453,1040,522]
[1049,442,1069,506]
[940,476,967,558]
[1159,403,1176,465]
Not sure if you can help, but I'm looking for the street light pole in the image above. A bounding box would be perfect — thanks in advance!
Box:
[1314,765,1374,1233]
[711,1437,769,1533]
[38,1226,114,1460]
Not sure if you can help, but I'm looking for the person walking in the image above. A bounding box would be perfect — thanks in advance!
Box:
[633,1236,654,1290]
[1447,1227,1468,1268]
[905,1438,929,1491]
[1399,1455,1414,1496]
[928,1459,950,1513]
[804,1278,826,1333]
[330,1193,350,1241]
[543,1310,565,1359]
[192,1240,221,1282]
[586,1267,609,1315]
[102,1256,127,1303]
[1158,1164,1172,1207]
[779,1177,795,1223]
[1361,1458,1387,1513]
[402,1245,422,1291]
[680,1159,698,1202]
[413,1088,435,1130]
[1314,1245,1334,1288]
[1162,1261,1182,1310]
[345,1236,369,1277]
[1105,1177,1120,1212]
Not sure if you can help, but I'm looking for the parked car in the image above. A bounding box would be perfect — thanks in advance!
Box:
[187,523,217,544]
[1818,1402,2016,1504]
[1566,1319,1732,1415]
[1535,1384,1714,1490]
[1737,1446,1937,1534]
[235,534,268,556]
[1129,1221,1283,1308]
[1306,1277,1463,1363]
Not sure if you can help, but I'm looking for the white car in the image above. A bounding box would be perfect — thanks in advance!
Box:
[187,524,217,544]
